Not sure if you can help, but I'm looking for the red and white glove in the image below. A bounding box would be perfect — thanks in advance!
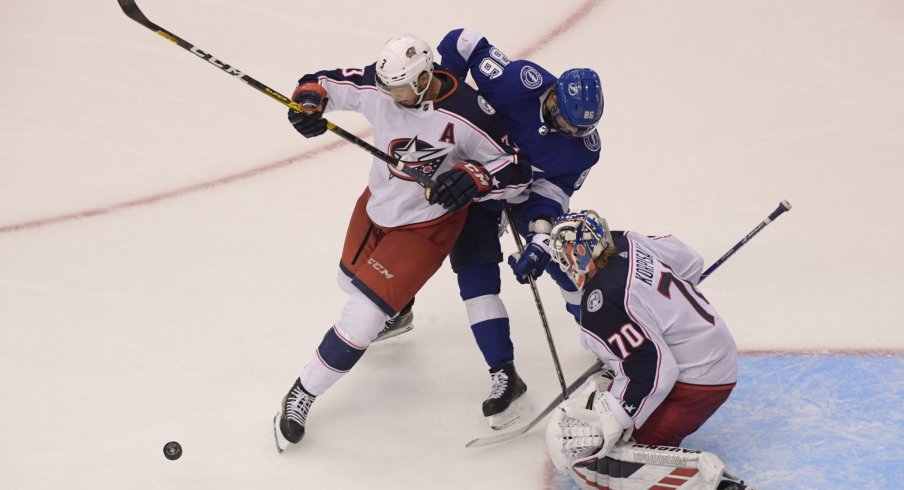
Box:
[426,160,493,211]
[292,81,328,113]
[288,81,329,138]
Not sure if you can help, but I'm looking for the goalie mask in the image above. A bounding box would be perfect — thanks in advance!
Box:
[549,210,614,289]
[375,33,434,105]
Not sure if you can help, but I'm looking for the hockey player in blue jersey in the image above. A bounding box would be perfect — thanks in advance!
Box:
[376,28,603,429]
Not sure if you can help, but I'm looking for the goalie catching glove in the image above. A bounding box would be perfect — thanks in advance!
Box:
[546,371,633,471]
[427,161,493,212]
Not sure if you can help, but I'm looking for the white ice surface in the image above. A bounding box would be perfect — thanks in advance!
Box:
[1,0,902,489]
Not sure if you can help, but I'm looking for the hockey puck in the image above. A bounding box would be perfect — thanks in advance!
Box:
[163,441,182,460]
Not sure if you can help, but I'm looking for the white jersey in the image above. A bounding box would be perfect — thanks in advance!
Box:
[301,64,531,228]
[578,231,738,428]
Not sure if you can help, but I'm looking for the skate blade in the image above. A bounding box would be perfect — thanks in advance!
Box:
[273,412,289,454]
[488,394,533,430]
[373,324,414,343]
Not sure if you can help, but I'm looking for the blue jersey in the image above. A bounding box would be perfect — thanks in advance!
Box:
[438,28,601,222]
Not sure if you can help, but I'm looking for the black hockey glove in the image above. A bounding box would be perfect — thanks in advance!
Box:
[288,81,329,138]
[427,161,494,212]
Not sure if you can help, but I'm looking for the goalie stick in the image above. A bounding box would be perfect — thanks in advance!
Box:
[700,199,792,280]
[116,0,435,190]
[466,200,793,448]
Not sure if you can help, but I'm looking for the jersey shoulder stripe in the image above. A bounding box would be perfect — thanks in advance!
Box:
[300,63,379,89]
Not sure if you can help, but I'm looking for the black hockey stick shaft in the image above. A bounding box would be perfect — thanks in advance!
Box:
[467,199,793,448]
[699,200,792,281]
[116,0,434,190]
[503,202,568,400]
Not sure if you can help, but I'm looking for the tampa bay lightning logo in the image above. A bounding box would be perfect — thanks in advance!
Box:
[583,131,601,152]
[520,66,543,89]
[387,137,450,181]
[568,82,580,96]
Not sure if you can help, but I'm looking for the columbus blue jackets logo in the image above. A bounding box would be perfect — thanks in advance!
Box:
[477,96,496,115]
[386,137,450,181]
[587,289,604,312]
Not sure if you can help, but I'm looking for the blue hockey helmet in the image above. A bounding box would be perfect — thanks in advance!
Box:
[552,68,603,137]
[549,210,613,288]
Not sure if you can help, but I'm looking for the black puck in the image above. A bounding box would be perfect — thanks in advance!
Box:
[163,441,182,460]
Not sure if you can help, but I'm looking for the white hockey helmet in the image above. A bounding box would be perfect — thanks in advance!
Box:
[375,33,434,103]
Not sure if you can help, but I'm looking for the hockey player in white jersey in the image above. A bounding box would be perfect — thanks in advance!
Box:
[541,211,754,489]
[273,34,532,452]
[376,28,604,430]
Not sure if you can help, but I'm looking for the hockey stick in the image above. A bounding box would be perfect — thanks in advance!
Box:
[465,361,603,448]
[502,202,568,400]
[700,200,792,281]
[116,0,434,190]
[466,200,793,448]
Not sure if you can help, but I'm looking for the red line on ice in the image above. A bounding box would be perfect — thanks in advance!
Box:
[0,0,603,235]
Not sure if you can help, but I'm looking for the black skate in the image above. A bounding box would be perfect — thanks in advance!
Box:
[718,480,756,490]
[273,378,316,453]
[373,298,414,342]
[482,362,529,430]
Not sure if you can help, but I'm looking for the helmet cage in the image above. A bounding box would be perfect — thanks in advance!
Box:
[550,211,613,288]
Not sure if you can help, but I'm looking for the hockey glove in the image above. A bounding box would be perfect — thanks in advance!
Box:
[427,161,493,212]
[545,370,615,470]
[288,81,329,138]
[594,390,635,458]
[508,233,552,284]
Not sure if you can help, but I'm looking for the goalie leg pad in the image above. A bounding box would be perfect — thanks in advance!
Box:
[568,443,729,490]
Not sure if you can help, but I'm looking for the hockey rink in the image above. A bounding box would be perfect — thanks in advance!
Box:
[2,0,903,488]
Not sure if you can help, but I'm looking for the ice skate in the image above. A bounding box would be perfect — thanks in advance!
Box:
[482,362,529,430]
[274,378,316,453]
[718,478,756,490]
[373,298,414,342]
